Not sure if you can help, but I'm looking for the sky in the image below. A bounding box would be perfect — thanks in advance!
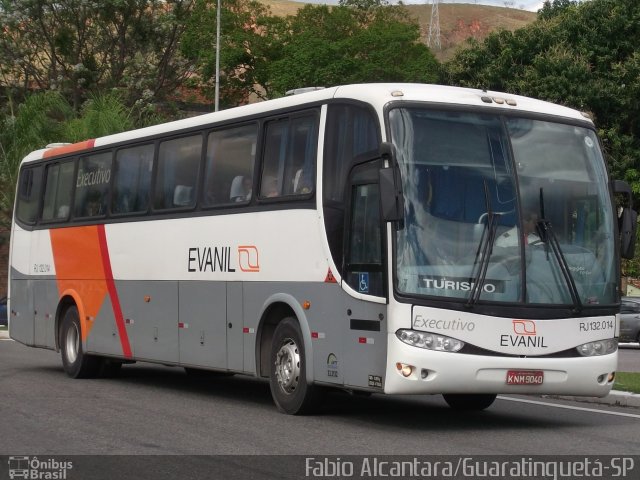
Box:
[431,0,546,11]
[308,1,547,12]
[436,0,545,11]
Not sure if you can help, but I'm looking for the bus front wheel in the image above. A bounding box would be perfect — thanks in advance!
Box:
[269,317,321,414]
[442,393,497,411]
[60,306,101,379]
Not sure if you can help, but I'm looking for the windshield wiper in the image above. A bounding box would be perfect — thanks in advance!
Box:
[467,181,500,307]
[536,188,583,313]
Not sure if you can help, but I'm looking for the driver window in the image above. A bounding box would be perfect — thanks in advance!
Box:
[345,183,383,296]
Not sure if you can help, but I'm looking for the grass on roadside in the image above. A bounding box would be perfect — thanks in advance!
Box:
[614,372,640,394]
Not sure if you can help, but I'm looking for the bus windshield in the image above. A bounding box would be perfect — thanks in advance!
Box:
[390,107,617,307]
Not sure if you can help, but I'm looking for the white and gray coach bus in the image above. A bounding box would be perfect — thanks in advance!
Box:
[8,84,637,414]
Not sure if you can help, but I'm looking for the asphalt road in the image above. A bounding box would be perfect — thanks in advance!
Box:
[1,339,639,478]
[619,343,640,371]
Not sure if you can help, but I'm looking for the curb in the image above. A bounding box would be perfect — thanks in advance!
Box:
[0,329,9,339]
[544,390,640,409]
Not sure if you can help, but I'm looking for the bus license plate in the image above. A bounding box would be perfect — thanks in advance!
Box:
[506,370,544,385]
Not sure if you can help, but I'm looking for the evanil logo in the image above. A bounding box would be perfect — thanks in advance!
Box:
[512,319,536,336]
[500,319,548,348]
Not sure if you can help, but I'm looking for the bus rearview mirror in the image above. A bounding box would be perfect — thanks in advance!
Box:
[620,207,637,259]
[613,180,637,259]
[378,142,403,222]
[379,167,403,222]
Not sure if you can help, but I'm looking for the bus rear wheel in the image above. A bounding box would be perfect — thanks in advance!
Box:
[269,317,320,415]
[60,306,102,379]
[442,393,497,411]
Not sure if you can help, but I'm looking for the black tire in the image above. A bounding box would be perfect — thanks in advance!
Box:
[269,317,321,414]
[442,393,497,411]
[60,306,102,378]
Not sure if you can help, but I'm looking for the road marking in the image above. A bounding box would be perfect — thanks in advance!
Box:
[498,396,640,419]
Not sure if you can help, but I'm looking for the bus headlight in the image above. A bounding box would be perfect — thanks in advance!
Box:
[576,339,617,357]
[396,329,464,352]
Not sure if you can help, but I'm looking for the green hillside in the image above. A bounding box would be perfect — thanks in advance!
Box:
[258,1,538,60]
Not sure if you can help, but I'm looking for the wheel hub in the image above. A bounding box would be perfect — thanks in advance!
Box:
[65,322,79,364]
[274,338,300,394]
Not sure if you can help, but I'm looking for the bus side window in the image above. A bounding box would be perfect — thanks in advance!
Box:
[16,166,44,225]
[203,123,258,207]
[286,115,317,195]
[112,144,153,215]
[154,135,202,210]
[260,120,287,198]
[74,152,112,218]
[259,113,318,199]
[42,161,75,222]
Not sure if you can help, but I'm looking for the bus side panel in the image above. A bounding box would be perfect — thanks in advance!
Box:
[226,282,244,372]
[30,228,58,349]
[178,280,227,369]
[9,226,35,346]
[32,278,59,349]
[341,294,388,391]
[9,275,34,346]
[116,280,179,363]
[305,283,347,387]
[242,282,261,376]
[85,291,123,357]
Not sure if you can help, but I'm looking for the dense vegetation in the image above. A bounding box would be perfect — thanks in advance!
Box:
[1,0,639,271]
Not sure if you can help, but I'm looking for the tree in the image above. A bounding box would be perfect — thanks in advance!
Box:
[537,0,579,20]
[265,3,440,97]
[0,0,197,111]
[181,0,276,108]
[63,92,135,143]
[182,0,440,104]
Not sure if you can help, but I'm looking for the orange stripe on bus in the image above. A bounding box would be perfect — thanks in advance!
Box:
[43,139,95,158]
[97,225,132,358]
[50,226,107,341]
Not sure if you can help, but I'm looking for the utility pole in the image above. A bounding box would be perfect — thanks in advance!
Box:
[427,0,441,50]
[215,0,221,111]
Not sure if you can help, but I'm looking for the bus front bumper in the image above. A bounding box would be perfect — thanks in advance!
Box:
[384,334,617,397]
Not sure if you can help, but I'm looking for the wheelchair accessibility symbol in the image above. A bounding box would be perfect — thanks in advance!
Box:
[358,272,369,294]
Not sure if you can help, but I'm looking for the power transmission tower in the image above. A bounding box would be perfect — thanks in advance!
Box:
[427,0,441,50]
